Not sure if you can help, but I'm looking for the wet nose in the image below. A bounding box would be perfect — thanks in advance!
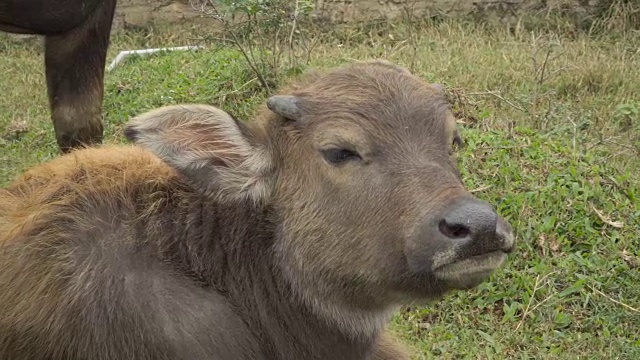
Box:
[438,197,515,254]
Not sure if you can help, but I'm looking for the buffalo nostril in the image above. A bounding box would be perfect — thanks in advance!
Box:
[438,219,470,239]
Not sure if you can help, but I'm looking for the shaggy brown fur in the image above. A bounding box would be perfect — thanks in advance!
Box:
[0,0,116,152]
[0,60,515,359]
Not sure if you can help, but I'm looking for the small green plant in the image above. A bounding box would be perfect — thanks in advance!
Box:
[615,102,639,130]
[189,0,317,94]
[614,102,640,156]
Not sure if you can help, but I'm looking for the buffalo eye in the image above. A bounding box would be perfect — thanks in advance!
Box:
[321,148,362,165]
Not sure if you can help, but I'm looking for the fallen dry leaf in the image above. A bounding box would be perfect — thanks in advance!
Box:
[549,236,561,254]
[537,233,561,257]
[590,202,624,228]
[622,249,640,269]
[538,234,547,257]
[2,118,29,139]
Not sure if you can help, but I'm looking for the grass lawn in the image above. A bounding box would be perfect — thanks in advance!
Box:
[1,13,638,359]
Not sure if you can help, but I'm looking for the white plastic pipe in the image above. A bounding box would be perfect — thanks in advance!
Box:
[106,45,204,72]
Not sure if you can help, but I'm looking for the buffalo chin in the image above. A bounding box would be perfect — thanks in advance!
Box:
[432,251,507,290]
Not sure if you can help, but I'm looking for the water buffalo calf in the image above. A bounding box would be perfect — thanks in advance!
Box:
[0,0,117,152]
[0,60,516,359]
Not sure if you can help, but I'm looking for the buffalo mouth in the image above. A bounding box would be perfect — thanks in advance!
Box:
[432,250,508,289]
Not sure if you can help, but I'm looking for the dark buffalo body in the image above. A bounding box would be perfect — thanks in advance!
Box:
[0,0,117,151]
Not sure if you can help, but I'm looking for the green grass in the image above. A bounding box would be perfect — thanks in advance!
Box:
[1,15,639,359]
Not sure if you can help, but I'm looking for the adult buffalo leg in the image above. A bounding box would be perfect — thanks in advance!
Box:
[44,0,117,152]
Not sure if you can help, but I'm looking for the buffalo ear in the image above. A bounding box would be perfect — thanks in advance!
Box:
[124,104,273,203]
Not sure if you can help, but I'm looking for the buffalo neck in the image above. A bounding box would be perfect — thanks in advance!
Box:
[147,183,380,360]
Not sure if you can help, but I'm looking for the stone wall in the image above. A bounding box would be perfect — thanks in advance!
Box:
[113,0,204,29]
[3,0,606,34]
[312,0,603,23]
[5,0,598,31]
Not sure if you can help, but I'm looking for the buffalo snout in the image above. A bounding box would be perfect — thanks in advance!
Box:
[437,197,515,255]
[408,196,515,290]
